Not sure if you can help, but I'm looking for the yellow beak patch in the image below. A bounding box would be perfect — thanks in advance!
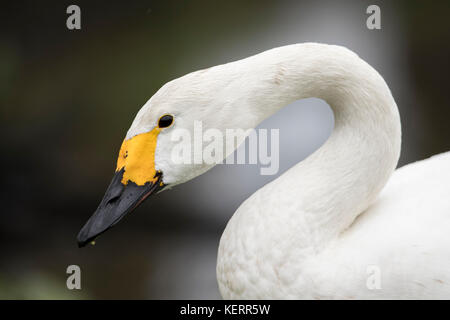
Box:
[116,127,161,186]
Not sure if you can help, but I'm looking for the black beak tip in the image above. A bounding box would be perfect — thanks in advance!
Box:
[76,227,94,248]
[76,169,166,249]
[77,240,86,248]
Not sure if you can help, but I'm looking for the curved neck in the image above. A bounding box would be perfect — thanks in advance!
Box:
[237,43,401,246]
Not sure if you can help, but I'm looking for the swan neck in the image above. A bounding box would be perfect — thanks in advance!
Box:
[252,44,401,244]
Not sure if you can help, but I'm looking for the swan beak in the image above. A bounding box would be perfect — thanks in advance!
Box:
[77,127,165,247]
[77,168,165,247]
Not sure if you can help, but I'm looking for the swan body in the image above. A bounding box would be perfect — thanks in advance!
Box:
[218,152,450,299]
[78,43,450,299]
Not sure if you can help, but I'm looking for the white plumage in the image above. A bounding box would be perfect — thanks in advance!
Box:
[125,43,450,299]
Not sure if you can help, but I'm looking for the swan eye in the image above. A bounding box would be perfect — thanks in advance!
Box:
[158,114,174,128]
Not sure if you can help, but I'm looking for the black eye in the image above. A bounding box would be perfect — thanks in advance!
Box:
[158,114,174,128]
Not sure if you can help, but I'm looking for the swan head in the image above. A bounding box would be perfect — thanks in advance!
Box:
[77,68,252,247]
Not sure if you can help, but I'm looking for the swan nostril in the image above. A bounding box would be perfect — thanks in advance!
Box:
[105,189,124,205]
[105,190,134,205]
[106,195,120,205]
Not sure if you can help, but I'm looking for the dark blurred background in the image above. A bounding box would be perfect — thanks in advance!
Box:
[0,0,449,299]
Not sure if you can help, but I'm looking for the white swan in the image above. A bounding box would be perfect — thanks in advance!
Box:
[78,43,450,299]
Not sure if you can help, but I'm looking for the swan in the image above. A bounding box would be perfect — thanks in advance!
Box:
[77,43,450,299]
